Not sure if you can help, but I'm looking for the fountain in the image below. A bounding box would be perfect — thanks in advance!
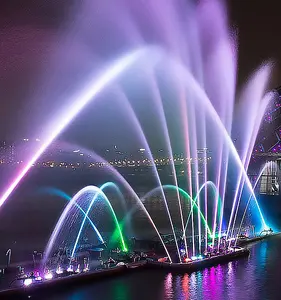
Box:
[0,0,279,294]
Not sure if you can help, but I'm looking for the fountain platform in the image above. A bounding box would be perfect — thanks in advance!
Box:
[0,249,252,298]
[237,232,281,246]
[0,262,147,299]
[147,248,250,272]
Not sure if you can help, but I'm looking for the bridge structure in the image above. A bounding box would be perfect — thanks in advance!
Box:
[249,152,281,196]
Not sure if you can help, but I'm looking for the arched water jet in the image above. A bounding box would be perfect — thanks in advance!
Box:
[148,73,187,259]
[42,185,127,267]
[168,56,271,230]
[39,181,129,244]
[188,101,202,254]
[178,87,195,255]
[38,187,104,243]
[141,185,212,238]
[183,181,222,240]
[97,181,128,216]
[0,46,272,253]
[43,142,172,262]
[228,82,271,239]
[70,185,127,258]
[0,48,151,208]
[116,90,182,262]
[43,186,99,266]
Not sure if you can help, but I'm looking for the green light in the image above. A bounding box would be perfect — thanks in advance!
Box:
[112,219,127,252]
[185,182,223,239]
[99,182,128,252]
[162,185,212,236]
[109,220,128,252]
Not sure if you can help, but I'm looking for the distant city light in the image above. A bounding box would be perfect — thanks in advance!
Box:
[139,148,145,152]
[35,138,40,142]
[73,149,80,153]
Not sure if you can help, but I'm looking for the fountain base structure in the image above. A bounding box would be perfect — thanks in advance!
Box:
[236,231,280,246]
[147,247,250,272]
[0,247,252,298]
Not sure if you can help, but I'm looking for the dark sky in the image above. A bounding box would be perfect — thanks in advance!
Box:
[0,0,281,145]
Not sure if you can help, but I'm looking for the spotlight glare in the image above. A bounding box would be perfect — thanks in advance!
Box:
[44,272,53,280]
[24,278,33,286]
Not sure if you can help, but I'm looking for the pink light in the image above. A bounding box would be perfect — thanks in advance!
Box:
[0,49,146,207]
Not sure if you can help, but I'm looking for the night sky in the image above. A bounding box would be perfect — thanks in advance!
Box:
[0,0,280,146]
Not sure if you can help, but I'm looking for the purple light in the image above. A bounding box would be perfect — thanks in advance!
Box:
[0,49,146,208]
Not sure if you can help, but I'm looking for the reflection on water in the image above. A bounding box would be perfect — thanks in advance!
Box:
[31,235,281,300]
[112,281,130,300]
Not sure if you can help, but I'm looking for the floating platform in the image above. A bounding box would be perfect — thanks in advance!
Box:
[147,248,250,272]
[2,233,280,299]
[0,262,146,299]
[0,250,250,298]
[237,232,281,246]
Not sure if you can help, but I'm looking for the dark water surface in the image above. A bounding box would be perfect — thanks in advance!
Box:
[25,235,281,300]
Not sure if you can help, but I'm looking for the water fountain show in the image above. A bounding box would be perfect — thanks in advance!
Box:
[0,0,279,295]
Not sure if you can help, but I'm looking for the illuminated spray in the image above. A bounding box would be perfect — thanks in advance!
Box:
[0,49,147,208]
